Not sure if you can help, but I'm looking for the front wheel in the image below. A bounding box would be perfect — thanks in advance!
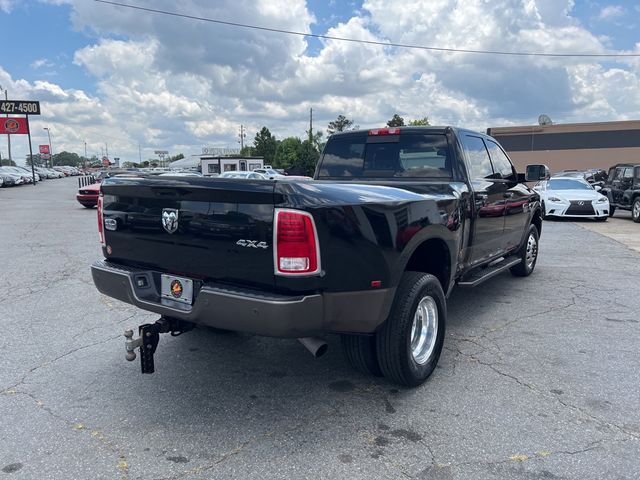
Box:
[376,272,446,387]
[609,206,616,217]
[510,224,539,277]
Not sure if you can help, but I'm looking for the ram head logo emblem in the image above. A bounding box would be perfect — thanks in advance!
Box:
[162,208,179,234]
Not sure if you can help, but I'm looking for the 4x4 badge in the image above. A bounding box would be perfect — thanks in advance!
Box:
[162,208,179,234]
[236,239,268,249]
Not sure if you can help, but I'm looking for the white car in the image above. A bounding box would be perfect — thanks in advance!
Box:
[252,168,284,179]
[219,171,267,179]
[535,177,609,221]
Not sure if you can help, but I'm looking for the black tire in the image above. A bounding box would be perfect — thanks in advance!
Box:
[632,198,640,223]
[341,334,382,377]
[83,204,94,209]
[609,206,616,217]
[510,224,539,277]
[376,272,446,387]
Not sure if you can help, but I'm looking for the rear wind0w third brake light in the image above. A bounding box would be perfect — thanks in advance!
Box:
[274,209,320,275]
[368,127,400,136]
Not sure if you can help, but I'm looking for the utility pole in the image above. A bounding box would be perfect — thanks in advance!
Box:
[84,141,87,168]
[0,85,11,163]
[105,142,108,160]
[138,143,142,163]
[309,107,313,144]
[43,127,53,168]
[238,125,246,150]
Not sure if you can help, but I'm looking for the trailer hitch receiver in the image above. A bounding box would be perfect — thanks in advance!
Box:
[124,317,193,374]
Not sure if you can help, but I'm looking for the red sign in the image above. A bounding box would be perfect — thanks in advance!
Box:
[0,117,28,135]
[102,157,110,167]
[39,144,50,154]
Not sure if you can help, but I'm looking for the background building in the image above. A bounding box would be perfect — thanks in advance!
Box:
[487,120,640,173]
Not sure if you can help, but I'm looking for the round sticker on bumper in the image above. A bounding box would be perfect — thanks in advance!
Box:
[170,279,183,298]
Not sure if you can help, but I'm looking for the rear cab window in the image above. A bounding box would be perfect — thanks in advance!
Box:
[317,131,452,179]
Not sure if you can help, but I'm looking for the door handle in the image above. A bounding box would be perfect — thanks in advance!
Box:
[503,192,514,199]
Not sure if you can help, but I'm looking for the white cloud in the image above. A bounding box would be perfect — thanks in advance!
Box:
[0,0,17,13]
[597,5,625,21]
[2,0,640,164]
[30,58,55,69]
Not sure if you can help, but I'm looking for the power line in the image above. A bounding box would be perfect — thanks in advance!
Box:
[94,0,640,58]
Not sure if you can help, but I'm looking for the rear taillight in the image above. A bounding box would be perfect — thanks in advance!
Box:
[274,209,320,275]
[97,195,105,246]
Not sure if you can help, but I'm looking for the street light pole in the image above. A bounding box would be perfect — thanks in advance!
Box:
[43,127,53,168]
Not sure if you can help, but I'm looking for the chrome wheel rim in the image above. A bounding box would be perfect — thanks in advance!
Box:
[526,233,537,270]
[410,296,438,365]
[634,201,640,220]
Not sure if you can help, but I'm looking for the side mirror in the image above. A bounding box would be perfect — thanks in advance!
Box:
[594,185,602,192]
[524,164,550,182]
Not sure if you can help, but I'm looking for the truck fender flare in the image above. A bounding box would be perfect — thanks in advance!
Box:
[393,226,457,293]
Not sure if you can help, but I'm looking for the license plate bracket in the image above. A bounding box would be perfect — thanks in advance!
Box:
[160,274,194,305]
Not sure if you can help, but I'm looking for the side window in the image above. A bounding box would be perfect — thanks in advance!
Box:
[485,139,515,179]
[607,168,615,182]
[462,135,494,179]
[623,167,633,179]
[635,167,640,180]
[614,168,625,180]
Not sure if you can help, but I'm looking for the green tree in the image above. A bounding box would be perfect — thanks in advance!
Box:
[386,114,405,127]
[309,131,325,152]
[297,140,320,176]
[169,153,184,162]
[53,151,82,167]
[0,153,16,166]
[26,154,43,167]
[253,127,277,164]
[273,137,302,169]
[327,115,355,135]
[408,117,430,126]
[240,145,256,156]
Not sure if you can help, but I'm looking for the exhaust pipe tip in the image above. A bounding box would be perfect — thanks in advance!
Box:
[298,337,329,358]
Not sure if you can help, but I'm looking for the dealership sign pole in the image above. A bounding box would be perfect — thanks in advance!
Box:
[0,99,41,185]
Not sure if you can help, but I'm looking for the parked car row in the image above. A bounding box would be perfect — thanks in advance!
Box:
[0,164,86,187]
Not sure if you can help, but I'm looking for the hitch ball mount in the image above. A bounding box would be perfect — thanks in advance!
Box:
[124,316,193,374]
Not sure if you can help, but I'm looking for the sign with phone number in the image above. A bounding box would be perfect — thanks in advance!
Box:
[0,100,41,115]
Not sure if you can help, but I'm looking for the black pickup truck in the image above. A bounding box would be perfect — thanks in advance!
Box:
[91,126,548,386]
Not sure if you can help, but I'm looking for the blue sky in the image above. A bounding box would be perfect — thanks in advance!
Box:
[0,0,638,162]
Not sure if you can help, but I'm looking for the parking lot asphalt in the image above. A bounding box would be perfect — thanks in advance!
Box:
[1,177,639,480]
[575,212,640,254]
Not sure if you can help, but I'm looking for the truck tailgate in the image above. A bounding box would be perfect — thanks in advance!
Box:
[100,176,276,289]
